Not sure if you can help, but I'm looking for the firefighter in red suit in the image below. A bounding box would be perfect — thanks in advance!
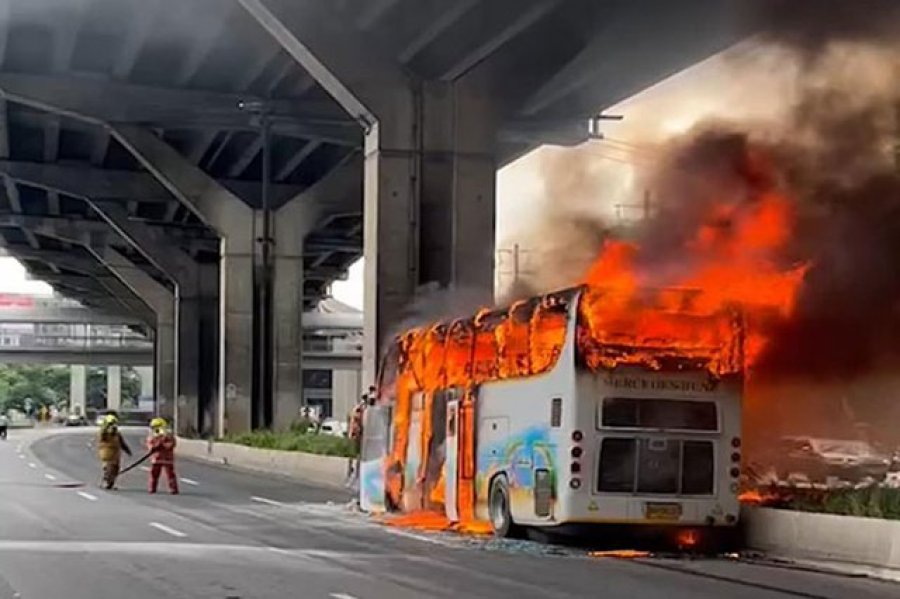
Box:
[147,417,179,494]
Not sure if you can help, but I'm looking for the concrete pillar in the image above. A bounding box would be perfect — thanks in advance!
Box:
[270,161,360,430]
[238,1,498,383]
[271,240,303,431]
[361,83,497,383]
[107,365,121,411]
[175,294,202,436]
[135,366,154,398]
[96,246,178,425]
[112,126,256,437]
[332,369,361,422]
[70,364,86,416]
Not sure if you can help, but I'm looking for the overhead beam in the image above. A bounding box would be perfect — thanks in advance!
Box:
[9,245,155,324]
[0,72,354,131]
[3,175,21,212]
[175,7,236,85]
[518,0,741,118]
[237,0,406,120]
[0,160,306,206]
[275,140,320,182]
[441,0,561,81]
[51,0,88,73]
[397,0,480,63]
[228,137,263,178]
[89,200,197,296]
[354,0,402,30]
[112,1,161,79]
[43,118,61,163]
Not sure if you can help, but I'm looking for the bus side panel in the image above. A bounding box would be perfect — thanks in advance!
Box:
[360,405,392,513]
[475,373,571,525]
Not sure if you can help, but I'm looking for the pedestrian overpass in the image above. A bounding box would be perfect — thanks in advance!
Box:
[0,298,363,370]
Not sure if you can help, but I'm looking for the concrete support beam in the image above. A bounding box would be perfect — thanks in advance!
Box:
[135,366,154,399]
[111,126,256,436]
[241,1,499,385]
[269,158,360,431]
[70,364,86,416]
[97,247,177,426]
[0,72,358,145]
[10,246,156,325]
[0,160,306,208]
[107,365,121,411]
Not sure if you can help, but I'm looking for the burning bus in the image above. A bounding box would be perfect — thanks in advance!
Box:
[359,283,745,542]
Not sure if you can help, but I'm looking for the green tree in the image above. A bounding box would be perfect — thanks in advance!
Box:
[0,364,70,414]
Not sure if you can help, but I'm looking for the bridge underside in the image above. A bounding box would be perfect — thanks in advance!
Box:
[0,0,747,435]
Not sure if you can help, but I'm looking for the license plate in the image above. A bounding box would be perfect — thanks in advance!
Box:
[645,502,682,521]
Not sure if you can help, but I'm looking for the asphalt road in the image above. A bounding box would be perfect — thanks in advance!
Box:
[0,427,898,599]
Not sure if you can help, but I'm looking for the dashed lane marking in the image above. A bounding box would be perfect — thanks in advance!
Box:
[27,462,36,469]
[250,496,283,507]
[44,473,56,481]
[179,477,199,486]
[329,593,359,599]
[139,466,150,472]
[149,522,187,538]
[77,491,98,502]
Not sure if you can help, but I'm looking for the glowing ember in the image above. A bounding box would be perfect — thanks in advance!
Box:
[738,489,764,505]
[676,529,701,549]
[380,511,492,535]
[589,550,652,559]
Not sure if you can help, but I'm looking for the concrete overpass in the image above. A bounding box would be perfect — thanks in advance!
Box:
[0,0,749,436]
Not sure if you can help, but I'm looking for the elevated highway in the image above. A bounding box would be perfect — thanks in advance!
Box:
[0,0,751,435]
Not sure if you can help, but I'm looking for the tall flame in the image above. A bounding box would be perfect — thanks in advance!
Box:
[581,187,808,371]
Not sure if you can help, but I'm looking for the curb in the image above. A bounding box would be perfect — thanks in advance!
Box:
[176,437,348,490]
[743,505,900,582]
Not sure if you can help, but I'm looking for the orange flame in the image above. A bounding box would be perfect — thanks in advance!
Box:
[378,149,807,536]
[580,189,807,373]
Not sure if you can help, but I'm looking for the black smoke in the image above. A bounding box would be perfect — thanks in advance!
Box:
[748,0,900,56]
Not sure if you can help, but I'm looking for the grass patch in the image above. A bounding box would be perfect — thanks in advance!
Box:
[782,486,900,520]
[221,430,357,458]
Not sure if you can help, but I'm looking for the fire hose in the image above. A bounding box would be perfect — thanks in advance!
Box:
[118,446,159,476]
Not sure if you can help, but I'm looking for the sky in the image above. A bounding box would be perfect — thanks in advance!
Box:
[0,42,791,311]
[0,257,54,296]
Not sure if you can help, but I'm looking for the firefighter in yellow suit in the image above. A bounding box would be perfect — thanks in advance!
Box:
[97,414,132,489]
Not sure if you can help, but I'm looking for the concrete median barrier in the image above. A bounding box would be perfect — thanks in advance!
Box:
[743,506,900,579]
[176,437,347,489]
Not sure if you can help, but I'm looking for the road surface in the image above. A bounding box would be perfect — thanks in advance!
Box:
[0,427,897,599]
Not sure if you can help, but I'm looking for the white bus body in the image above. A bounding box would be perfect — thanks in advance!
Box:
[360,287,743,537]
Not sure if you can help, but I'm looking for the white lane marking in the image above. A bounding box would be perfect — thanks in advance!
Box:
[149,522,187,538]
[27,462,36,469]
[179,477,199,486]
[44,473,57,481]
[250,496,283,507]
[17,454,24,459]
[329,594,359,599]
[77,491,98,502]
[139,466,151,472]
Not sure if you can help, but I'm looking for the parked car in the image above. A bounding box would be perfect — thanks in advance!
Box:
[318,418,347,437]
[772,436,891,483]
[65,414,88,427]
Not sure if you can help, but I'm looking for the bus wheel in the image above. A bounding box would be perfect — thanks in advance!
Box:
[489,477,521,538]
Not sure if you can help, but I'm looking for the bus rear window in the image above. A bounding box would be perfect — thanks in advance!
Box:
[600,398,718,431]
[598,438,715,495]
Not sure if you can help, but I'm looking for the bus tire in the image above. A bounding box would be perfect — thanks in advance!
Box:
[489,476,521,538]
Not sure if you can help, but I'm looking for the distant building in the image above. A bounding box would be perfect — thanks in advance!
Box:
[302,297,363,420]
